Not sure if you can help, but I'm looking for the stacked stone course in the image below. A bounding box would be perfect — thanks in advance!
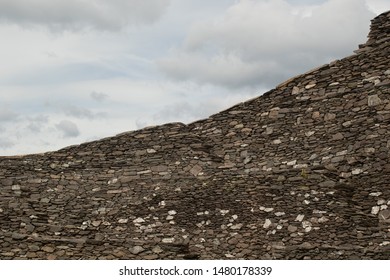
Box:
[1,11,390,260]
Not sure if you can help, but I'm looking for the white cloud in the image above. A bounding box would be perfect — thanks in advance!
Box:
[365,0,390,14]
[55,120,80,138]
[0,0,171,31]
[159,0,375,89]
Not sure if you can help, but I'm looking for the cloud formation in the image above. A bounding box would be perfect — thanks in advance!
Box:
[0,0,171,31]
[91,91,108,102]
[55,120,80,138]
[159,0,374,89]
[0,138,15,148]
[62,104,106,120]
[0,107,19,123]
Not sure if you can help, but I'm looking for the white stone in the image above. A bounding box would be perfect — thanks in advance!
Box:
[118,219,128,224]
[232,215,238,220]
[377,199,386,205]
[230,223,243,230]
[273,139,282,144]
[263,219,272,229]
[304,226,312,233]
[147,148,156,153]
[305,83,316,89]
[162,238,175,243]
[352,168,363,175]
[220,210,229,215]
[260,207,274,212]
[371,206,380,215]
[108,178,118,185]
[287,160,297,166]
[369,192,382,197]
[159,201,166,206]
[295,214,305,222]
[168,210,177,215]
[305,131,315,137]
[133,217,145,223]
[11,185,20,190]
[318,216,329,223]
[275,212,285,216]
[166,215,174,220]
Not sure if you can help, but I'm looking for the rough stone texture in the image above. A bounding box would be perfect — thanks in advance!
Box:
[1,11,390,260]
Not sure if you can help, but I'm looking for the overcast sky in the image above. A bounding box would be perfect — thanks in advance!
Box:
[0,0,389,156]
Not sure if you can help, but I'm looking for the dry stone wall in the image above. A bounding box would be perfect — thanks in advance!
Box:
[1,11,390,260]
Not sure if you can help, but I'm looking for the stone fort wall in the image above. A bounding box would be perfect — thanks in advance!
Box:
[0,11,389,260]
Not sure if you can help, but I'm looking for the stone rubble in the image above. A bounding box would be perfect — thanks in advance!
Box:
[0,11,390,260]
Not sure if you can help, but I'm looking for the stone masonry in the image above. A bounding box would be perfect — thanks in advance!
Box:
[1,11,390,260]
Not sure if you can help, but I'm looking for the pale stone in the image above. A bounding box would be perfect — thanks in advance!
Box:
[118,219,128,224]
[275,212,285,216]
[371,206,380,215]
[130,246,145,255]
[368,95,381,106]
[292,86,300,95]
[231,224,243,230]
[168,210,177,215]
[352,168,363,175]
[369,192,382,197]
[295,214,305,222]
[42,246,55,253]
[318,217,329,223]
[379,210,390,220]
[324,113,336,121]
[190,165,202,176]
[133,217,145,223]
[305,83,316,89]
[162,238,175,243]
[263,219,272,229]
[287,225,298,232]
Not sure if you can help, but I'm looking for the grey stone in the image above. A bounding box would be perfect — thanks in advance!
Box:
[368,95,382,106]
[130,246,145,255]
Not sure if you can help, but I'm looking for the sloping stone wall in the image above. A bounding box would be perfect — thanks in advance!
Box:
[1,11,389,260]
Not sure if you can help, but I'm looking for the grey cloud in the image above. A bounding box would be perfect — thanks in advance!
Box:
[26,115,49,132]
[55,120,80,138]
[0,107,19,122]
[62,104,106,120]
[0,0,171,31]
[91,91,108,102]
[0,138,15,148]
[159,0,374,89]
